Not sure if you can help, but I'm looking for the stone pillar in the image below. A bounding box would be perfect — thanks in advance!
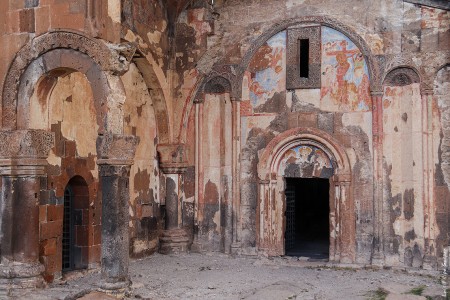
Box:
[421,88,437,270]
[96,134,139,295]
[0,130,54,294]
[192,98,203,253]
[330,173,353,263]
[231,97,241,254]
[371,90,385,265]
[157,144,190,254]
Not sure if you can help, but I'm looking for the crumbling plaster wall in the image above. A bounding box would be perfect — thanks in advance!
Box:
[122,63,163,257]
[29,72,100,282]
[174,0,449,266]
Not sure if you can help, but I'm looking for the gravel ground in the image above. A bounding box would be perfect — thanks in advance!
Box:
[7,253,449,299]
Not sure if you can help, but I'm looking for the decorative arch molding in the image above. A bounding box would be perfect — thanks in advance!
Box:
[179,15,382,141]
[235,16,381,96]
[383,66,421,87]
[204,76,232,94]
[2,30,135,131]
[258,127,351,181]
[256,127,355,263]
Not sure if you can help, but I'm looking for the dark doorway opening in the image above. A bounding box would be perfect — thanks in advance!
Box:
[62,176,89,272]
[285,177,329,259]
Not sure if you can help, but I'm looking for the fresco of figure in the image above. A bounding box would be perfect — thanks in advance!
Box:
[321,27,371,112]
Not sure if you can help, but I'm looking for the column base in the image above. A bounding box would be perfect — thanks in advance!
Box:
[0,261,45,296]
[159,228,190,255]
[190,238,205,254]
[423,255,438,270]
[98,279,130,298]
[230,242,242,255]
[371,251,385,267]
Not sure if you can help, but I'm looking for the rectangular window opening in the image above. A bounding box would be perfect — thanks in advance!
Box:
[299,39,310,78]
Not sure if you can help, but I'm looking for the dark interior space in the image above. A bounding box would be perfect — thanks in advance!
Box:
[62,176,89,273]
[285,177,329,259]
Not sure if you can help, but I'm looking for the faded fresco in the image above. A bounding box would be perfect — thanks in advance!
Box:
[321,27,371,112]
[279,145,334,178]
[247,30,286,111]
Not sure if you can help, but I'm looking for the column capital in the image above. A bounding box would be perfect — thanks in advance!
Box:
[157,143,189,174]
[96,133,139,165]
[420,88,434,96]
[0,130,54,160]
[370,90,384,97]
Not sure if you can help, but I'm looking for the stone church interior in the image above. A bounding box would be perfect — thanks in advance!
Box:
[0,0,449,295]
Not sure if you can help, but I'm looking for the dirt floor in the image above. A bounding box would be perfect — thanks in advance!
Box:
[7,253,450,299]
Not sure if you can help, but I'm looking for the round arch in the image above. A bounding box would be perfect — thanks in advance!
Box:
[178,15,381,143]
[132,49,171,144]
[383,66,422,87]
[2,30,134,133]
[256,127,355,263]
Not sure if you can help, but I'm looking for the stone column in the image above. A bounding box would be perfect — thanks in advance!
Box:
[192,98,203,253]
[157,144,190,254]
[0,130,54,293]
[231,97,241,254]
[421,88,437,270]
[96,134,139,295]
[371,90,385,266]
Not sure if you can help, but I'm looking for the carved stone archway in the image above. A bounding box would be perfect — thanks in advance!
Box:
[0,31,138,293]
[257,127,355,263]
[1,30,135,133]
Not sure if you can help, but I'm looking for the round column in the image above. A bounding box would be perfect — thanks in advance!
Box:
[0,130,54,294]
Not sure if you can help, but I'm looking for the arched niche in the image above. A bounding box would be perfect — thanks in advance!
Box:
[257,127,354,263]
[196,75,234,252]
[383,67,421,87]
[204,76,232,94]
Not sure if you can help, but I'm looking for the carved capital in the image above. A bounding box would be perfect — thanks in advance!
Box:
[157,143,189,174]
[370,89,384,97]
[0,130,54,159]
[98,164,131,177]
[96,133,139,162]
[420,84,434,96]
[106,42,137,75]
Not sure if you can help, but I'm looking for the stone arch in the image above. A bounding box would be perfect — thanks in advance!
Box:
[2,30,135,133]
[256,127,355,262]
[132,50,171,144]
[235,16,381,97]
[204,76,232,94]
[383,66,421,87]
[179,15,381,142]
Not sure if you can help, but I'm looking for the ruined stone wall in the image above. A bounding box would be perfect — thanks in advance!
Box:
[32,72,100,281]
[176,0,449,268]
[122,63,163,257]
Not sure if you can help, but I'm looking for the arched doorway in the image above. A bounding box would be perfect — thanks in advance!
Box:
[63,176,89,272]
[257,128,354,263]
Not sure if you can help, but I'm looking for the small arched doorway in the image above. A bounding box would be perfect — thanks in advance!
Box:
[257,128,354,263]
[63,176,89,272]
[282,145,334,259]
